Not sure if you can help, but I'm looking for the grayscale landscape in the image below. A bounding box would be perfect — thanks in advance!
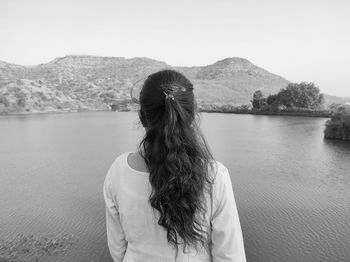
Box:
[1,0,350,261]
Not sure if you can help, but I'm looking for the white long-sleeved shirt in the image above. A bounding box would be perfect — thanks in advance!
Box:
[103,152,246,262]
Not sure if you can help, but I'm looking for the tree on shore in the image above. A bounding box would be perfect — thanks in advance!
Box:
[278,82,324,109]
[251,90,267,110]
[324,104,350,141]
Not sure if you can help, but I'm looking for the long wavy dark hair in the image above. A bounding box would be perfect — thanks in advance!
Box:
[137,69,215,254]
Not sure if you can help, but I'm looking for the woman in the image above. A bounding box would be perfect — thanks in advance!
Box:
[103,70,246,262]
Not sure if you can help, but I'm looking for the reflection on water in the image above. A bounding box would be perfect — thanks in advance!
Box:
[0,112,349,262]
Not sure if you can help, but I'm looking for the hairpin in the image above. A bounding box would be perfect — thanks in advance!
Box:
[163,91,175,101]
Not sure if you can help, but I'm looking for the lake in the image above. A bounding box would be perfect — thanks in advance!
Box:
[1,112,350,262]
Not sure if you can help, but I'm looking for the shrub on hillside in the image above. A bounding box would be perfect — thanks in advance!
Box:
[0,95,9,107]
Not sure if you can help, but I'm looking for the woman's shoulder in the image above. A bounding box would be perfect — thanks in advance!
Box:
[109,151,129,167]
[105,152,130,181]
[209,160,230,183]
[113,151,130,164]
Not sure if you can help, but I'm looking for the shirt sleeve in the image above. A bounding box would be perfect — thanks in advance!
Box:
[103,164,127,262]
[210,164,246,262]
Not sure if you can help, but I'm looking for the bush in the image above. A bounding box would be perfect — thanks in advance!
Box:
[0,95,9,107]
[324,104,350,141]
[12,88,27,107]
[99,91,117,104]
[36,91,49,102]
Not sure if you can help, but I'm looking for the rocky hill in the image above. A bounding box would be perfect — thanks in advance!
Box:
[0,55,344,114]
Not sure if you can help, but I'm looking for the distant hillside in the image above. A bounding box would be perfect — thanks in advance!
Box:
[0,55,346,114]
[0,56,171,114]
[177,57,290,105]
[323,94,350,106]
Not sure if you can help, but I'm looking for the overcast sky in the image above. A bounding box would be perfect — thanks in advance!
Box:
[0,0,349,96]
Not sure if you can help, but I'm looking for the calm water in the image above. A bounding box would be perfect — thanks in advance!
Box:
[1,112,350,262]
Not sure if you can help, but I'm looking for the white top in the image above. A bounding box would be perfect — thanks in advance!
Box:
[103,152,246,262]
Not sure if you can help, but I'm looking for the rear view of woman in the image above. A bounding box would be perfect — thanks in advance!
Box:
[103,70,246,261]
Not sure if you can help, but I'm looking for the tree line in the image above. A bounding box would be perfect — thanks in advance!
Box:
[251,82,324,111]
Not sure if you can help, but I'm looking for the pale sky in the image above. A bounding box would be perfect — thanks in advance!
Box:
[0,0,349,97]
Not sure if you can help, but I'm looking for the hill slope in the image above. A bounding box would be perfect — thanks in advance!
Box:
[0,55,342,114]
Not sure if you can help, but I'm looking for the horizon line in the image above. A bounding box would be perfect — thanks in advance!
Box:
[0,54,251,68]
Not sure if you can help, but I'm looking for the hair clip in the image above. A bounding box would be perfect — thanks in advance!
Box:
[163,91,175,101]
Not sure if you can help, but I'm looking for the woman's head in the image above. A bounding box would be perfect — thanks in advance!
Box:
[139,69,195,129]
[137,70,215,254]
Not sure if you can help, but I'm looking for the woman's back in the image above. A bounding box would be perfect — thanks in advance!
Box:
[103,70,246,261]
[103,151,246,262]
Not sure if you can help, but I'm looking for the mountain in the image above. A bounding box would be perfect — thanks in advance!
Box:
[177,57,290,105]
[0,55,344,114]
[0,56,171,114]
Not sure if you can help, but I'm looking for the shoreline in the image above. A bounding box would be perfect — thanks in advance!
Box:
[0,108,331,118]
[0,108,111,117]
[200,110,331,118]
